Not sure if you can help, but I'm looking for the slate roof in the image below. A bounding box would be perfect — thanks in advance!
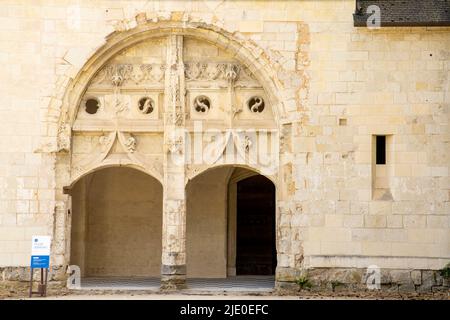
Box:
[354,0,450,27]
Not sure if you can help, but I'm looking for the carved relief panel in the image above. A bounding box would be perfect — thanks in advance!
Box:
[182,38,275,128]
[69,35,276,183]
[74,38,167,128]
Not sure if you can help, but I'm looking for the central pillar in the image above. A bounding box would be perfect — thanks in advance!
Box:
[161,34,187,289]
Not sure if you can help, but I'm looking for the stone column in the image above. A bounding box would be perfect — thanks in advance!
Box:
[161,34,187,289]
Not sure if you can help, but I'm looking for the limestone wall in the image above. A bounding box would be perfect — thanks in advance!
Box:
[0,0,448,286]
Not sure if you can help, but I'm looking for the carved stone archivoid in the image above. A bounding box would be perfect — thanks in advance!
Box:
[92,63,166,86]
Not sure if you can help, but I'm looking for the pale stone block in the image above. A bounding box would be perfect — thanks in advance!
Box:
[351,228,385,242]
[15,200,29,214]
[302,241,321,255]
[0,227,25,241]
[343,215,364,228]
[407,229,446,244]
[427,215,449,228]
[384,229,407,242]
[321,241,362,255]
[404,215,427,228]
[387,215,403,228]
[0,241,18,253]
[431,167,448,177]
[364,215,387,228]
[325,214,343,227]
[238,21,263,33]
[24,226,48,240]
[11,253,29,266]
[369,201,392,215]
[308,227,351,242]
[335,201,350,215]
[0,253,12,267]
[361,242,391,256]
[392,243,441,257]
[351,202,369,215]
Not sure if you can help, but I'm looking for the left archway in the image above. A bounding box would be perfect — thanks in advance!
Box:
[70,167,162,277]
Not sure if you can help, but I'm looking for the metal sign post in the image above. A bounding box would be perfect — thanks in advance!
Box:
[29,236,51,298]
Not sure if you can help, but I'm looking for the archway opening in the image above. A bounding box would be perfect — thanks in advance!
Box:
[236,175,276,275]
[70,167,163,278]
[186,166,276,282]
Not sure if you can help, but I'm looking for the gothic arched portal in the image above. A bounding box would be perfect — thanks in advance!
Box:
[55,20,289,289]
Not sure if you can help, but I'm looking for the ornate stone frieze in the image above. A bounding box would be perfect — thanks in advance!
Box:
[184,62,241,81]
[92,63,166,86]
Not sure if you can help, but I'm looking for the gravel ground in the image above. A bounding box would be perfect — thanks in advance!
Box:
[1,284,448,300]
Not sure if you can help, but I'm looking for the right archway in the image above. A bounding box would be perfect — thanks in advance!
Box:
[235,175,276,275]
[186,166,276,279]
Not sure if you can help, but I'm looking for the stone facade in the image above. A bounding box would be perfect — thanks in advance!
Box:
[0,0,449,292]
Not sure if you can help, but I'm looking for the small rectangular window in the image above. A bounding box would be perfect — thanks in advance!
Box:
[376,135,386,165]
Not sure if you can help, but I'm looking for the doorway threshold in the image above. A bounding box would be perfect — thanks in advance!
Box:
[186,276,275,292]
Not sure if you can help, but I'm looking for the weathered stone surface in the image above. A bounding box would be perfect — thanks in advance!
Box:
[275,267,301,282]
[390,270,413,285]
[160,275,187,290]
[161,264,186,276]
[398,283,416,293]
[411,270,422,286]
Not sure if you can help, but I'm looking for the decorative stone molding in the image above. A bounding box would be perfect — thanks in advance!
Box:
[92,63,166,86]
[165,35,186,127]
[184,62,244,82]
[123,135,137,153]
[240,135,252,152]
[69,131,163,186]
[224,63,240,82]
[99,133,113,152]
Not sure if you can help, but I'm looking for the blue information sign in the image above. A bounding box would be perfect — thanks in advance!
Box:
[31,255,50,268]
[30,236,51,269]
